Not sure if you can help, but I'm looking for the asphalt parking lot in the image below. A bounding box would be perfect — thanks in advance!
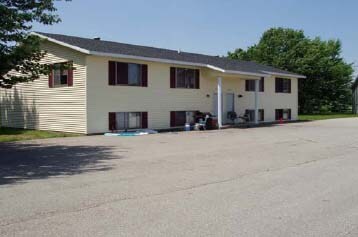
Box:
[1,118,358,237]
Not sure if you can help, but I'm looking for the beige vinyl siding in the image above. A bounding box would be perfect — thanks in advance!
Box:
[86,55,299,133]
[86,56,213,133]
[239,76,298,121]
[0,41,87,134]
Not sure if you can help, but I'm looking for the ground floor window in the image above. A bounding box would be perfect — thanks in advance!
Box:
[275,109,291,120]
[117,112,141,129]
[170,111,196,127]
[245,109,264,122]
[109,112,148,130]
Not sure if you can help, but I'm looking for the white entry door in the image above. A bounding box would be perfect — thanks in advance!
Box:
[225,93,235,124]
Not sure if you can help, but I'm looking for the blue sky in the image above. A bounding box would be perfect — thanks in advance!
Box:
[34,0,358,74]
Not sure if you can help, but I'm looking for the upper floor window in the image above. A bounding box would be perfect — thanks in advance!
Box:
[245,77,264,92]
[108,61,148,87]
[128,63,142,86]
[170,67,200,89]
[49,62,73,88]
[275,78,291,93]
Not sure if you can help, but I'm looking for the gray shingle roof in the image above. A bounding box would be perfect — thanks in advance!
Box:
[35,32,305,78]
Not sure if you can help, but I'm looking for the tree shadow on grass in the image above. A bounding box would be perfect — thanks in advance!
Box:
[0,142,122,185]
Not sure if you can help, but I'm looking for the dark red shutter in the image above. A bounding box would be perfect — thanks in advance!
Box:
[260,77,264,92]
[109,112,116,131]
[275,78,280,92]
[117,62,128,84]
[108,61,116,85]
[195,69,200,89]
[288,79,291,93]
[170,111,176,127]
[141,112,148,128]
[48,65,53,88]
[141,64,148,87]
[67,62,73,86]
[275,109,279,120]
[170,67,176,88]
[245,80,249,91]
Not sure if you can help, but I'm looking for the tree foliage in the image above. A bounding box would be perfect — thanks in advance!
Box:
[228,27,354,113]
[0,0,66,88]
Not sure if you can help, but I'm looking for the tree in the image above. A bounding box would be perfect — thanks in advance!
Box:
[0,0,67,88]
[228,27,354,114]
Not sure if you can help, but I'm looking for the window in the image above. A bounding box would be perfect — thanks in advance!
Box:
[245,109,264,122]
[174,111,186,126]
[245,77,264,92]
[275,78,291,93]
[116,112,141,129]
[186,111,196,124]
[170,67,199,89]
[49,62,73,87]
[108,112,148,131]
[259,109,264,121]
[128,63,142,86]
[245,80,255,91]
[54,66,68,86]
[275,109,291,120]
[176,68,196,88]
[108,61,147,87]
[170,111,196,127]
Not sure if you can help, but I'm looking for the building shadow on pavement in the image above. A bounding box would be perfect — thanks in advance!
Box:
[230,120,312,129]
[0,143,121,185]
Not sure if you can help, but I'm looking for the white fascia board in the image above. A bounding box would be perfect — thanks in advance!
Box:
[89,51,207,68]
[91,51,267,77]
[30,32,91,54]
[206,65,225,72]
[261,71,306,79]
[224,70,268,78]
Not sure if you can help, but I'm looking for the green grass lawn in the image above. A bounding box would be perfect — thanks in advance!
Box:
[0,127,81,143]
[299,113,358,121]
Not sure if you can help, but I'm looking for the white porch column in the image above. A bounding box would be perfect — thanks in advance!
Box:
[254,79,259,124]
[217,77,222,129]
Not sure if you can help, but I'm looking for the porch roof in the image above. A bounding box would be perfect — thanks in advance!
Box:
[32,32,306,79]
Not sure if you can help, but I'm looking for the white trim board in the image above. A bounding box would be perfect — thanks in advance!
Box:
[31,32,91,54]
[261,71,306,79]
